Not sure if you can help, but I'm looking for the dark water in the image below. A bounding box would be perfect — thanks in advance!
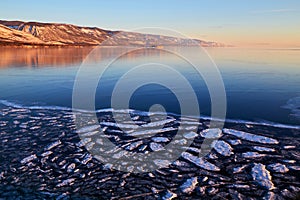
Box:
[0,46,299,126]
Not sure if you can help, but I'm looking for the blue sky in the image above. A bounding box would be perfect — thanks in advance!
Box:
[1,0,299,47]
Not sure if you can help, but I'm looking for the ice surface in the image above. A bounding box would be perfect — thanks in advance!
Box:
[283,145,296,149]
[183,131,198,139]
[174,139,187,145]
[20,154,37,164]
[150,142,164,151]
[223,129,279,144]
[100,122,138,129]
[76,125,100,134]
[180,177,198,194]
[125,141,143,151]
[181,152,220,171]
[211,140,233,156]
[141,119,175,128]
[76,138,92,147]
[162,190,177,200]
[253,146,276,152]
[282,160,296,164]
[81,154,92,165]
[41,151,53,157]
[200,128,223,138]
[67,163,76,173]
[151,137,170,143]
[57,178,75,187]
[227,139,241,145]
[289,166,300,171]
[268,163,289,173]
[233,165,247,173]
[242,152,266,158]
[182,147,201,154]
[153,159,170,168]
[45,140,61,151]
[251,163,274,190]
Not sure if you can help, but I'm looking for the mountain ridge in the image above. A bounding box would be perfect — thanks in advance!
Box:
[0,20,225,47]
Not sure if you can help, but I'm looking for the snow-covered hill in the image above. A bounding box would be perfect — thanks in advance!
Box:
[0,20,224,47]
[0,24,45,45]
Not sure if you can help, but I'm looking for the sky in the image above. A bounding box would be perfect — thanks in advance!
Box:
[1,0,300,47]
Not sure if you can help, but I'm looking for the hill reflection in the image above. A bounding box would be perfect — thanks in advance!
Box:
[0,46,95,68]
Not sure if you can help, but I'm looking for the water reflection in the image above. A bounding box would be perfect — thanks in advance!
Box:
[0,46,170,68]
[0,46,95,68]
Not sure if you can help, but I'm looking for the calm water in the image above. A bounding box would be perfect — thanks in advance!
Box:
[0,46,299,126]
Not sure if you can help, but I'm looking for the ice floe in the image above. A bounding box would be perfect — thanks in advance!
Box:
[242,152,266,158]
[45,140,61,151]
[76,138,92,147]
[100,122,138,129]
[174,139,187,145]
[20,154,37,164]
[233,165,248,173]
[76,125,101,134]
[153,159,170,168]
[227,139,242,145]
[253,146,275,152]
[180,177,198,194]
[288,166,300,171]
[223,129,279,144]
[181,152,220,171]
[57,178,75,187]
[141,118,175,128]
[41,151,53,157]
[80,154,92,165]
[200,128,222,138]
[151,137,169,143]
[67,163,76,173]
[182,147,201,154]
[211,140,233,156]
[251,163,274,190]
[162,190,177,200]
[268,163,289,173]
[283,145,296,149]
[150,142,164,151]
[183,131,198,139]
[282,160,296,164]
[125,141,143,151]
